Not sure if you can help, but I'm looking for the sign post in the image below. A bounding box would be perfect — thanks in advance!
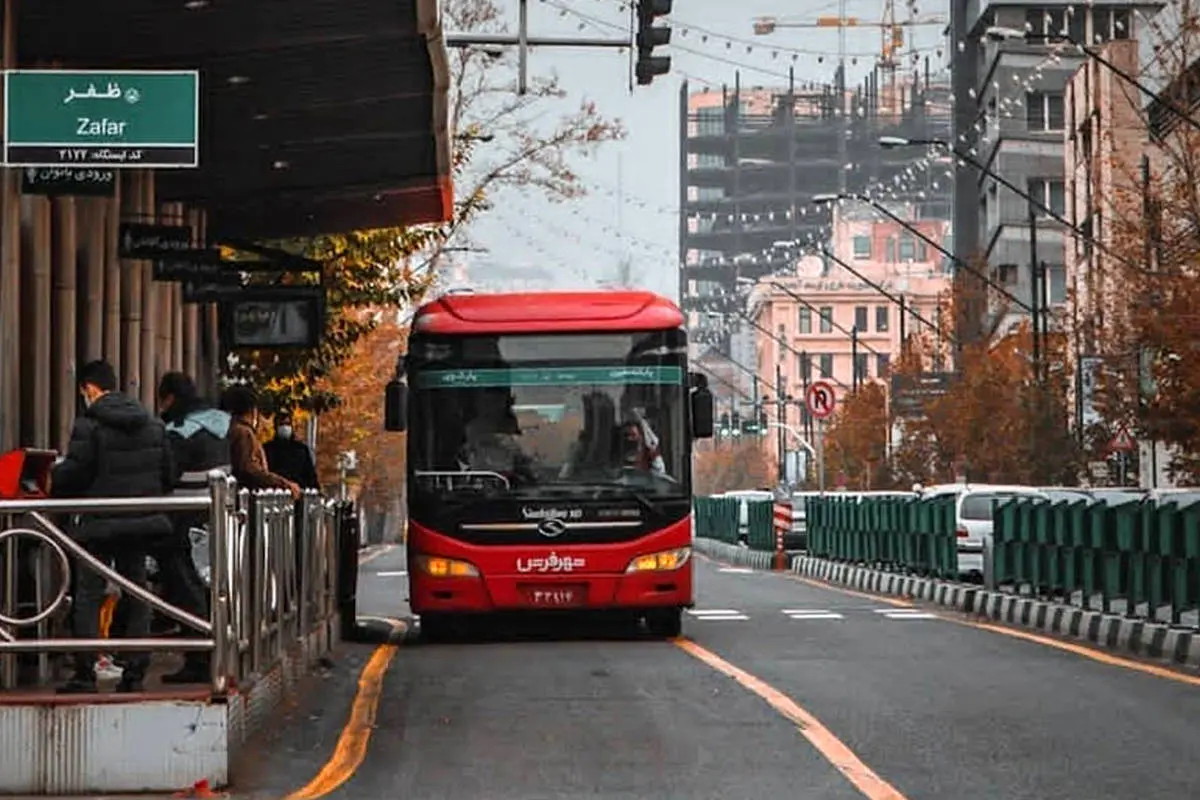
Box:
[4,70,200,168]
[1109,423,1136,486]
[805,381,837,493]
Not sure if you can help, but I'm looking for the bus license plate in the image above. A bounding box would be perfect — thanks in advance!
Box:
[520,585,586,607]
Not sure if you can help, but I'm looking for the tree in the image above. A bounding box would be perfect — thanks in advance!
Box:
[313,314,409,511]
[222,0,623,413]
[824,382,890,489]
[1071,11,1200,480]
[693,441,773,495]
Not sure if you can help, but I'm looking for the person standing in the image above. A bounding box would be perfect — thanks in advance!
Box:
[52,360,177,694]
[222,386,302,498]
[155,372,232,684]
[263,411,319,491]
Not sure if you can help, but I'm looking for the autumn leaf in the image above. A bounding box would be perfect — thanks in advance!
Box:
[693,440,774,495]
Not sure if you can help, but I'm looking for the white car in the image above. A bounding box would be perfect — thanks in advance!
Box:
[919,484,1048,580]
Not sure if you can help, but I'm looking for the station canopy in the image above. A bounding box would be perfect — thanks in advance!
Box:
[19,0,454,239]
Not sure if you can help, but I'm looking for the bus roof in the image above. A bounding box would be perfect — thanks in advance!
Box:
[411,290,685,335]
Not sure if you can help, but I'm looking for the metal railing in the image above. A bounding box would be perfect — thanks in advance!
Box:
[0,472,339,696]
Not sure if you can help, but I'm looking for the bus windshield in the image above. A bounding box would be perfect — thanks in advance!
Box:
[407,330,689,500]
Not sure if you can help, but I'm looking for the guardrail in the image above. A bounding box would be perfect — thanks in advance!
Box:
[994,497,1200,626]
[805,495,960,579]
[0,472,339,696]
[693,496,775,551]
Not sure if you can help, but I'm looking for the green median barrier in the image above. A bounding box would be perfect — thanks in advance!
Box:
[693,496,739,544]
[746,499,775,552]
[1177,505,1200,625]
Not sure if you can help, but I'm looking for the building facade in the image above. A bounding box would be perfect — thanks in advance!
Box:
[949,0,1157,335]
[749,211,952,470]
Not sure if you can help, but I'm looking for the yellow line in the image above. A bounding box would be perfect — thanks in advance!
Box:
[674,638,908,800]
[357,545,394,566]
[782,571,1200,687]
[939,615,1200,688]
[282,622,405,799]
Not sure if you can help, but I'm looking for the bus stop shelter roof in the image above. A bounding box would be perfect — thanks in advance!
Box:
[19,0,454,240]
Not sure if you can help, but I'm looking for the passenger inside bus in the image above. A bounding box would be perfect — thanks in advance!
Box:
[458,388,536,482]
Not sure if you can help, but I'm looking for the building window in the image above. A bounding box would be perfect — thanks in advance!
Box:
[1095,8,1131,41]
[854,354,869,382]
[877,353,891,377]
[819,353,833,378]
[885,237,896,262]
[819,306,834,333]
[695,186,724,200]
[798,352,812,382]
[917,241,928,261]
[1026,8,1066,36]
[1027,91,1065,131]
[1046,264,1067,304]
[854,306,868,331]
[898,235,916,261]
[798,307,812,334]
[1027,178,1067,216]
[694,152,724,168]
[875,305,889,332]
[695,106,724,136]
[777,323,786,341]
[997,264,1018,285]
[852,235,871,259]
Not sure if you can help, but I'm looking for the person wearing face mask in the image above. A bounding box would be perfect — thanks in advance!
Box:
[221,385,302,499]
[51,360,178,694]
[263,412,319,491]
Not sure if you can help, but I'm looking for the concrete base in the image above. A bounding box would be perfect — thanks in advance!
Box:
[0,615,339,796]
[692,538,775,570]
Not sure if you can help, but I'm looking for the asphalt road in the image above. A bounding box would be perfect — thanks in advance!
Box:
[248,546,1200,800]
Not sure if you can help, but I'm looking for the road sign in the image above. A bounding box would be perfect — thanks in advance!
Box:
[806,380,837,419]
[4,70,200,168]
[1110,424,1137,453]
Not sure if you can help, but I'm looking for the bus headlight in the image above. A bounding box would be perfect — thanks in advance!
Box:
[626,547,691,573]
[414,555,479,578]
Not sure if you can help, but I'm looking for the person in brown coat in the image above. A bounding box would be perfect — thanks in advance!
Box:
[221,385,301,499]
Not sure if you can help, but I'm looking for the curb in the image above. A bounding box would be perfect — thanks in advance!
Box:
[788,554,1200,670]
[694,537,774,571]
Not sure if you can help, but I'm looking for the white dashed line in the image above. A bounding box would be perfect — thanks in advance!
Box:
[874,608,938,620]
[717,567,755,574]
[782,609,845,620]
[688,609,750,621]
[375,570,408,577]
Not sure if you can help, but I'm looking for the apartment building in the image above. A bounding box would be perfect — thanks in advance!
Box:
[749,211,952,467]
[948,0,1157,334]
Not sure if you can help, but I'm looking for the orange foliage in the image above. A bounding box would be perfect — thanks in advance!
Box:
[315,313,408,512]
[692,440,773,495]
[824,382,890,489]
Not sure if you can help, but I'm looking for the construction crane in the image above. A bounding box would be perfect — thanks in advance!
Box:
[752,9,945,72]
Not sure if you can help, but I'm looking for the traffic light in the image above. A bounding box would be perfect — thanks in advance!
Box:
[719,411,730,435]
[635,0,672,86]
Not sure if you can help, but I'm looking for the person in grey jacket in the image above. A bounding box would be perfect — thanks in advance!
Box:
[154,372,231,684]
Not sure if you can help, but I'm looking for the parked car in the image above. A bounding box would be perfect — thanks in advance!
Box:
[919,483,1049,581]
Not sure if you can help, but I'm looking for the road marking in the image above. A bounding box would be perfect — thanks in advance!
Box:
[283,619,406,799]
[783,573,915,608]
[787,572,1200,686]
[718,567,755,574]
[783,610,845,620]
[688,613,750,621]
[375,570,407,577]
[358,544,396,566]
[941,616,1200,688]
[878,610,938,620]
[688,608,743,615]
[674,638,908,800]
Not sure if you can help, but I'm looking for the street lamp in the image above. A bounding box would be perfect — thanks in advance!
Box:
[983,26,1200,134]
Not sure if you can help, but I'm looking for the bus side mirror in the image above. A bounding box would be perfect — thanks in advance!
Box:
[384,380,408,432]
[691,386,714,439]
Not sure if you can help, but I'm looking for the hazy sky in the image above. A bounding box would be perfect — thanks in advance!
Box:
[455,0,950,298]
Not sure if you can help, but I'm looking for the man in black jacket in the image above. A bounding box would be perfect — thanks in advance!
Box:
[263,411,319,490]
[52,360,177,693]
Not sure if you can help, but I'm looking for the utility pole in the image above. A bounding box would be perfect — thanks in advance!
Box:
[776,363,786,483]
[1028,204,1042,382]
[851,325,860,391]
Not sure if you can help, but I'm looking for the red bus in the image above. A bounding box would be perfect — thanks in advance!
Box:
[384,290,714,639]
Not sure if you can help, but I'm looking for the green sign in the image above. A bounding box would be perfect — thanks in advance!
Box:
[4,70,199,168]
[416,365,684,389]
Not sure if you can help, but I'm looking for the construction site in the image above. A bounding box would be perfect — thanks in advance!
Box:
[679,6,954,355]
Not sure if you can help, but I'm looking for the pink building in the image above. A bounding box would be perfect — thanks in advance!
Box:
[750,209,951,465]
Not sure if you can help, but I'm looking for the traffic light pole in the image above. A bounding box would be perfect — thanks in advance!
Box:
[776,363,786,483]
[446,0,633,95]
